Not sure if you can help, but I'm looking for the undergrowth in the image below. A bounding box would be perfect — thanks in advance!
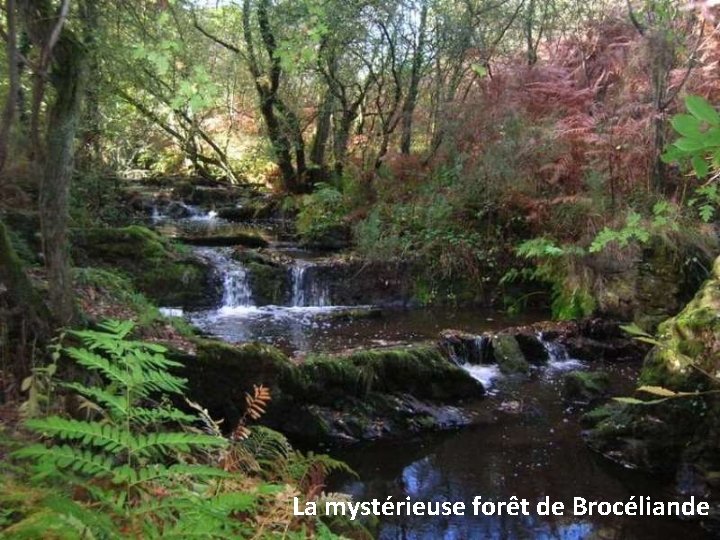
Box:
[0,320,356,539]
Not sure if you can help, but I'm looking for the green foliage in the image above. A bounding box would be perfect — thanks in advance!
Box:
[664,95,720,221]
[354,164,503,303]
[3,320,351,538]
[296,183,348,243]
[8,320,265,538]
[503,237,595,320]
[588,203,678,253]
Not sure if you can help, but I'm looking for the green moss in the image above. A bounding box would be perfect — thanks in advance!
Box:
[584,255,720,471]
[75,267,160,325]
[491,335,530,375]
[245,262,289,305]
[72,226,216,308]
[581,403,620,427]
[291,357,373,405]
[345,345,483,400]
[181,339,295,428]
[291,345,482,405]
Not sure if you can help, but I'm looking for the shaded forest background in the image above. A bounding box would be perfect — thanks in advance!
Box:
[0,0,719,372]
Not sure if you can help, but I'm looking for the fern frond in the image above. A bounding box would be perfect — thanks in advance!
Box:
[132,406,198,426]
[14,444,117,478]
[62,382,127,418]
[63,347,131,387]
[25,417,130,453]
[131,432,227,457]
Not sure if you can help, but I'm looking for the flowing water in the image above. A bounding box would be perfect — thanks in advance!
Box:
[152,210,712,539]
[331,357,712,539]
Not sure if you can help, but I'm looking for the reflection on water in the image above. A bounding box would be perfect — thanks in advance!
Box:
[191,306,544,357]
[333,369,712,540]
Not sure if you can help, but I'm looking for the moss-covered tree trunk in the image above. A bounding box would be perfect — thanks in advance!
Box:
[39,34,86,325]
[0,220,48,378]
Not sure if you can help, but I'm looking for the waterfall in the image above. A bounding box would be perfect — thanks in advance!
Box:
[441,334,501,389]
[539,332,583,371]
[290,261,330,307]
[222,262,253,308]
[196,248,254,309]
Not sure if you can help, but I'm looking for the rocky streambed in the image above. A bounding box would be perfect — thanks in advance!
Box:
[66,185,715,538]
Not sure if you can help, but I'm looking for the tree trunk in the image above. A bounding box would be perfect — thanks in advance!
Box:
[0,0,19,173]
[399,2,428,155]
[310,89,333,169]
[333,109,356,178]
[39,34,86,325]
[78,0,100,167]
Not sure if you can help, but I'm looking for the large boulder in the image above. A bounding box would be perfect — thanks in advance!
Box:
[72,225,220,309]
[180,339,295,429]
[583,235,715,329]
[233,249,290,305]
[438,329,547,374]
[178,341,483,444]
[491,334,531,375]
[584,256,720,498]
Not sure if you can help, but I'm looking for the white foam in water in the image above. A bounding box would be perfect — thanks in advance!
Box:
[540,332,585,372]
[189,208,217,221]
[195,247,255,309]
[159,307,184,317]
[462,364,503,391]
[291,261,330,307]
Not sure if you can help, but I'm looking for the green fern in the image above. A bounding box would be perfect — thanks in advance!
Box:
[10,320,257,537]
[5,320,348,538]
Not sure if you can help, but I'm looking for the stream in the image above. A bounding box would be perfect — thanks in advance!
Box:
[153,208,712,539]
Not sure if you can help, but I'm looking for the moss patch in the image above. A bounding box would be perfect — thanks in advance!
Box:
[584,255,720,474]
[491,335,530,375]
[72,226,219,308]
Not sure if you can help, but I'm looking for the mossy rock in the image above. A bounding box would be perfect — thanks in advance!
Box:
[491,335,530,375]
[289,345,483,405]
[180,339,295,428]
[584,255,720,473]
[583,399,701,471]
[232,251,290,305]
[345,345,484,401]
[638,257,720,391]
[562,371,610,404]
[514,333,549,365]
[72,226,219,309]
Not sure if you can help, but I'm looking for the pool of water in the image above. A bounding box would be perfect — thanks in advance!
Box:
[190,306,545,357]
[330,364,712,539]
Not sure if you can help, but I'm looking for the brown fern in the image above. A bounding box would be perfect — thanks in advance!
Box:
[231,384,271,442]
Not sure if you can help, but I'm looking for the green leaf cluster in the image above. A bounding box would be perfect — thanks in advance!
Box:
[663,95,720,180]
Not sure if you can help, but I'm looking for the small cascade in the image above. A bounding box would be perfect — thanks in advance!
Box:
[441,333,500,389]
[152,202,217,223]
[222,262,254,308]
[290,261,330,307]
[196,248,254,309]
[442,333,492,366]
[539,332,583,371]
